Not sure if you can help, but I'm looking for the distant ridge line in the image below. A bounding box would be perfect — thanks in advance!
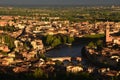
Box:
[0,4,119,8]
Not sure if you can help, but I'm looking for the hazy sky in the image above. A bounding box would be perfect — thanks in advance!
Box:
[0,0,120,6]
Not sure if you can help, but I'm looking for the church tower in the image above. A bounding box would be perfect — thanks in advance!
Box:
[105,22,112,43]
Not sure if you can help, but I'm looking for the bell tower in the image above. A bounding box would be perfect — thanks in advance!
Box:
[105,22,112,43]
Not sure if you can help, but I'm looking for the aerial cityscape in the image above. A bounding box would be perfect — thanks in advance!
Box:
[0,0,120,80]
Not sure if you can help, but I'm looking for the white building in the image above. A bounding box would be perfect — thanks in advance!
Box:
[31,39,44,50]
[66,66,83,73]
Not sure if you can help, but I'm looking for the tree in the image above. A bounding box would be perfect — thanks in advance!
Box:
[62,36,67,44]
[51,38,61,47]
[33,68,44,78]
[67,37,74,44]
[46,35,54,46]
[96,40,103,51]
[88,42,95,48]
[3,35,15,49]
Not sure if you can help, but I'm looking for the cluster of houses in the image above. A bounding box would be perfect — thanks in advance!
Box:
[0,15,120,78]
[106,22,120,45]
[0,15,120,38]
[86,47,120,77]
[85,22,120,77]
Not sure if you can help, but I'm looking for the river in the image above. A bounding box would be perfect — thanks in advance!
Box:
[45,44,85,58]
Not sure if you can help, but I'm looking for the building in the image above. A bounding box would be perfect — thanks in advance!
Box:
[0,20,8,26]
[105,22,120,45]
[0,45,10,52]
[66,66,83,73]
[31,39,44,50]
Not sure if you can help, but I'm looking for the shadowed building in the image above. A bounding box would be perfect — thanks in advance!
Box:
[105,22,120,45]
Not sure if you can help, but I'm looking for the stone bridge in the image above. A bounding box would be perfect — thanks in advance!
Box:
[51,57,71,62]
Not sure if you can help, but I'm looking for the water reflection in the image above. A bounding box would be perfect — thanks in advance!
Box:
[46,45,84,58]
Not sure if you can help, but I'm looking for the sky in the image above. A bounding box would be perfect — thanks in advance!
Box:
[0,0,120,6]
